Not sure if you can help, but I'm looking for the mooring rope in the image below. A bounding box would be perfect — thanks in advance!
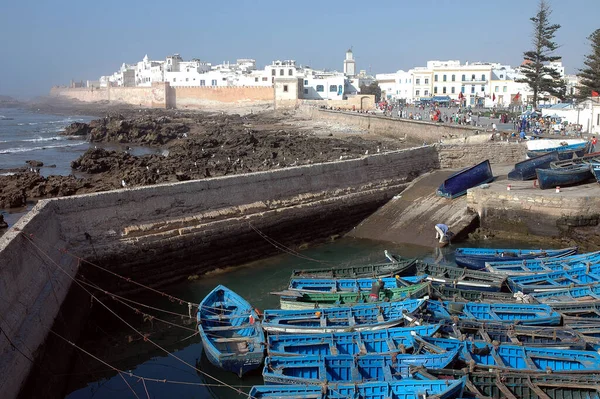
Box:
[23,234,258,399]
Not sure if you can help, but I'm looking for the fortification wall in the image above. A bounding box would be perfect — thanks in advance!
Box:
[0,146,439,398]
[50,84,167,108]
[437,142,527,168]
[171,86,273,108]
[306,108,484,144]
[299,95,376,111]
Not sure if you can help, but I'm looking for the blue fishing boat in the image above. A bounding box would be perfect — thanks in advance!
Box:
[536,164,594,189]
[508,151,559,180]
[285,275,425,293]
[593,164,600,183]
[415,260,506,292]
[554,301,600,322]
[439,319,586,350]
[262,299,424,334]
[436,159,494,199]
[267,325,442,356]
[454,246,578,270]
[486,250,600,275]
[262,351,459,385]
[423,300,561,326]
[551,151,600,168]
[249,378,466,399]
[507,264,600,294]
[197,285,265,377]
[526,141,590,159]
[532,285,600,302]
[416,336,600,372]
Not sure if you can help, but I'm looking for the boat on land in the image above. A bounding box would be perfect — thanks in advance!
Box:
[415,260,506,292]
[436,159,494,199]
[411,368,600,399]
[277,282,431,310]
[506,265,600,294]
[266,324,441,357]
[438,319,586,350]
[526,141,590,159]
[261,299,424,334]
[551,151,600,168]
[249,378,467,399]
[535,164,594,189]
[422,300,561,326]
[290,256,417,279]
[508,151,559,180]
[262,351,460,385]
[197,285,265,377]
[416,336,600,372]
[284,275,425,294]
[455,246,578,270]
[485,250,600,275]
[593,164,600,183]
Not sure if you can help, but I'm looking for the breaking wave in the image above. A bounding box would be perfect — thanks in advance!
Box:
[0,142,87,154]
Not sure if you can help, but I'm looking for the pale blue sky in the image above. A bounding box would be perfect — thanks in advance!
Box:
[1,0,598,98]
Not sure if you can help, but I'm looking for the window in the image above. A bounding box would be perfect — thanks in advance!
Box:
[443,87,447,94]
[304,88,308,94]
[451,87,455,94]
[481,74,486,81]
[211,79,217,86]
[271,69,276,76]
[461,86,465,93]
[452,74,455,82]
[434,75,438,82]
[495,86,499,92]
[503,86,507,92]
[471,86,475,93]
[262,77,268,81]
[424,90,429,96]
[173,78,176,82]
[399,79,402,84]
[471,74,476,81]
[288,69,293,76]
[434,87,438,94]
[443,75,447,82]
[280,69,284,76]
[186,78,189,82]
[462,74,466,81]
[316,85,324,92]
[283,85,288,92]
[200,80,205,86]
[416,78,420,85]
[500,74,504,79]
[330,85,337,92]
[222,78,226,81]
[409,79,411,83]
[425,78,429,84]
[416,90,420,96]
[481,86,485,92]
[255,77,259,82]
[304,79,308,85]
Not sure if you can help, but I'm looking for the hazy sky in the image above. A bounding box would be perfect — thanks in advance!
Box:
[1,0,599,99]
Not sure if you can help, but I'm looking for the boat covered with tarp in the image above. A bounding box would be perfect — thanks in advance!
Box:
[436,160,493,199]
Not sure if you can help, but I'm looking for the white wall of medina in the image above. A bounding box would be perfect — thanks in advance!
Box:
[301,75,346,100]
[376,70,413,102]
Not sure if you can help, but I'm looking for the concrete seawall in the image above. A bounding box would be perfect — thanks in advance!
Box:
[0,146,439,398]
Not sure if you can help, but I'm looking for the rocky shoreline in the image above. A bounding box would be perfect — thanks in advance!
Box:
[0,109,403,212]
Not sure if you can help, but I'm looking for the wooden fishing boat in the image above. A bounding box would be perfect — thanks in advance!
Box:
[278,282,431,310]
[249,378,467,399]
[436,159,494,199]
[430,285,531,303]
[284,275,425,294]
[593,164,600,183]
[526,141,590,159]
[532,285,600,303]
[290,257,417,279]
[554,301,600,321]
[262,299,425,334]
[267,324,442,356]
[197,285,265,377]
[508,151,559,181]
[438,319,586,350]
[506,265,600,294]
[550,151,600,168]
[262,351,460,385]
[415,260,506,292]
[411,368,600,399]
[416,336,600,372]
[422,300,561,326]
[455,246,578,271]
[485,250,600,275]
[535,164,594,189]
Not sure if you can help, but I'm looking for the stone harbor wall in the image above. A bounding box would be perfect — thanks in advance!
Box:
[437,142,527,168]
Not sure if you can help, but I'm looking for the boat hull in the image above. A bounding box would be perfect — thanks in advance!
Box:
[508,151,559,180]
[436,160,494,199]
[415,261,506,291]
[536,164,593,189]
[455,246,578,270]
[291,258,417,279]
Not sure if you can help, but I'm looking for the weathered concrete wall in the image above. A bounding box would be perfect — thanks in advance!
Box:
[299,95,376,111]
[437,142,527,168]
[306,108,484,144]
[0,146,439,398]
[0,202,79,399]
[172,86,274,108]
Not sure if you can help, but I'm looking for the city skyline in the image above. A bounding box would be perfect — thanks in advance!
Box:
[1,0,599,98]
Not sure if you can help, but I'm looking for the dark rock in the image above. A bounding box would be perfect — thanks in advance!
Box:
[63,122,92,136]
[0,214,7,229]
[26,160,44,167]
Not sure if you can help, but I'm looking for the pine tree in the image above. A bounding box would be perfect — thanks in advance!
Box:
[577,29,600,99]
[517,0,565,107]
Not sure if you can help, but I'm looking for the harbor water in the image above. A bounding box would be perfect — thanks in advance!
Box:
[61,236,535,399]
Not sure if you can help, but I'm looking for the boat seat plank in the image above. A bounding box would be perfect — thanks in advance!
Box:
[495,380,518,399]
[525,377,552,399]
[212,337,255,343]
[204,324,253,331]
